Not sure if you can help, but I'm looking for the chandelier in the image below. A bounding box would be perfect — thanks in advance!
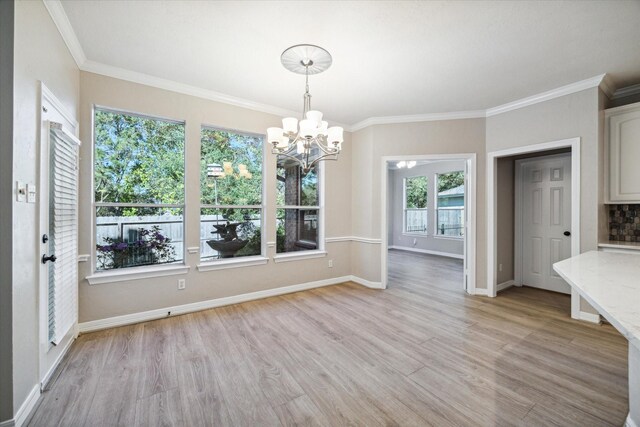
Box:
[267,44,344,173]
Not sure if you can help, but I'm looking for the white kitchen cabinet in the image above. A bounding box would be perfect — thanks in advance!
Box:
[607,102,640,203]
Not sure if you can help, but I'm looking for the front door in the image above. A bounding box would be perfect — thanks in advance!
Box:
[520,153,572,294]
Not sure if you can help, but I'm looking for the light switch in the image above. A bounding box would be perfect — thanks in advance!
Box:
[16,181,26,202]
[27,183,36,203]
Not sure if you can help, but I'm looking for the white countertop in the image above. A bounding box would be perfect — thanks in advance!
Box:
[554,251,640,347]
[598,241,640,251]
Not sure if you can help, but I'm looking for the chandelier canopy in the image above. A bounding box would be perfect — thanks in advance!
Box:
[267,44,343,173]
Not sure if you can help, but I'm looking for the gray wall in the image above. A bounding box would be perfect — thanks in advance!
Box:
[486,87,601,313]
[496,157,515,285]
[389,160,465,256]
[0,1,14,422]
[351,119,487,286]
[78,72,353,323]
[12,0,80,415]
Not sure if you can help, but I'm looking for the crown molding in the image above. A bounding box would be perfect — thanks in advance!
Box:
[599,73,615,99]
[612,82,640,100]
[350,110,486,132]
[486,74,607,117]
[81,60,305,121]
[42,0,86,67]
[43,1,617,132]
[41,0,352,129]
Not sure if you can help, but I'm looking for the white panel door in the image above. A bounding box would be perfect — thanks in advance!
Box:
[521,154,572,294]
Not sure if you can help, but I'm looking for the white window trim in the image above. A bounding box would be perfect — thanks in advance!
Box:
[275,161,325,255]
[402,231,430,237]
[197,256,269,271]
[273,250,327,263]
[434,170,465,239]
[433,234,464,241]
[403,176,429,234]
[86,264,190,285]
[91,106,187,274]
[199,125,267,263]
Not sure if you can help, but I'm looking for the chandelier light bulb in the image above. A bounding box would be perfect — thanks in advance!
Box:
[277,136,289,149]
[327,126,344,145]
[318,121,328,136]
[305,110,323,125]
[282,118,298,134]
[299,119,317,138]
[267,127,283,144]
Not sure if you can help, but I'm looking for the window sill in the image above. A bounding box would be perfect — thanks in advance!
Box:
[86,264,190,285]
[402,232,429,237]
[273,250,327,263]
[197,256,269,272]
[433,235,464,241]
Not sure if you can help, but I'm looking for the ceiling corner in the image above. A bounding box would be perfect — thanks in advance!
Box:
[599,73,616,99]
[42,0,86,68]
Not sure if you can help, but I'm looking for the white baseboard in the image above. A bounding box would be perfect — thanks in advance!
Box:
[472,288,490,296]
[388,245,463,260]
[626,412,638,427]
[579,310,602,324]
[79,275,366,333]
[9,385,40,427]
[40,329,76,390]
[497,280,516,292]
[349,275,384,289]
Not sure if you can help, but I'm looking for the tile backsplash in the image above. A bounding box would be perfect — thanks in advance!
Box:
[609,204,640,242]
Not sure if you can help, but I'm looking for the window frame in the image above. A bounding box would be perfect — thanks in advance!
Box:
[273,161,325,262]
[197,124,267,268]
[402,175,429,235]
[89,105,187,277]
[434,171,465,240]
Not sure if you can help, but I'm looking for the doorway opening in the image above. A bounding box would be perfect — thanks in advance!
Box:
[487,138,586,320]
[381,154,477,294]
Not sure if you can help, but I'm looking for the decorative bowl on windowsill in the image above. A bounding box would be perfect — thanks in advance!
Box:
[206,222,248,258]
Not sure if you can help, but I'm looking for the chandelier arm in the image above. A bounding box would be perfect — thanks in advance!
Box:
[273,149,306,166]
[306,152,339,171]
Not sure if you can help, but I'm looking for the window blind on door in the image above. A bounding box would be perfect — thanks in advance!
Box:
[48,121,80,345]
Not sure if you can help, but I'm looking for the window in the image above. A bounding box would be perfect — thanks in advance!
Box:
[436,171,465,237]
[404,176,428,233]
[94,108,185,271]
[276,160,321,253]
[200,127,264,261]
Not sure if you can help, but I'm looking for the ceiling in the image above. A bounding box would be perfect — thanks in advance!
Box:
[59,0,640,126]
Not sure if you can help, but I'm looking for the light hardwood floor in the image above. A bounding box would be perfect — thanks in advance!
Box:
[28,249,628,426]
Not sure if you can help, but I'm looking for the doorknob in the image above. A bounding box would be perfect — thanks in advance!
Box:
[563,231,571,236]
[42,254,57,264]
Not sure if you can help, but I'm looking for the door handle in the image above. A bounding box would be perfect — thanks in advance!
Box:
[563,231,571,236]
[42,254,57,264]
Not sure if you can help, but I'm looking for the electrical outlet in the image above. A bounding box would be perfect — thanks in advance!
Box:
[178,279,186,290]
[328,260,333,268]
[499,263,503,272]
